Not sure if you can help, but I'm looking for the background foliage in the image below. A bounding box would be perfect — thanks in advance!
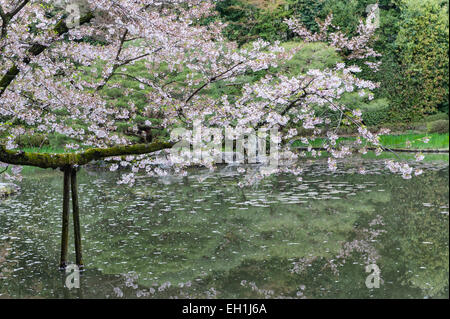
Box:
[216,0,449,127]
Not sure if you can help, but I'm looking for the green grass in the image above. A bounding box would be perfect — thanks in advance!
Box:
[293,133,449,150]
[360,151,449,161]
[299,150,449,162]
[20,146,75,154]
[379,133,449,149]
[18,133,450,156]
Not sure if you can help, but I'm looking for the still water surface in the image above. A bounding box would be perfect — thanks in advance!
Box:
[0,158,448,298]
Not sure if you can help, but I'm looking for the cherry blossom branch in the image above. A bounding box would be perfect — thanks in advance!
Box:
[255,78,315,130]
[185,61,245,104]
[8,0,30,19]
[0,10,95,96]
[0,6,7,38]
[0,6,6,20]
[319,95,402,161]
[115,29,129,60]
[96,48,162,91]
[0,164,8,175]
[95,29,130,91]
[112,72,152,87]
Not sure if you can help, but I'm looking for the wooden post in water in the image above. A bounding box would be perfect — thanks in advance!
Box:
[59,167,71,269]
[71,167,84,269]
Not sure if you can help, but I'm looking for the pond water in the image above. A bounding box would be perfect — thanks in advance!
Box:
[0,157,448,299]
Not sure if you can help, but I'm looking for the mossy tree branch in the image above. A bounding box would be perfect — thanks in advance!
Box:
[0,141,174,169]
[0,11,95,96]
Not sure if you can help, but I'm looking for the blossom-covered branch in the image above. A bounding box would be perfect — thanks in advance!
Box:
[0,140,173,169]
[0,1,425,184]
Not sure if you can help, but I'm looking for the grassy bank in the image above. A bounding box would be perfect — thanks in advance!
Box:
[293,133,449,150]
[18,133,450,154]
[380,133,449,149]
[11,132,448,173]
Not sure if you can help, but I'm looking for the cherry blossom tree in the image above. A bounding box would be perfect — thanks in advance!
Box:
[0,1,424,268]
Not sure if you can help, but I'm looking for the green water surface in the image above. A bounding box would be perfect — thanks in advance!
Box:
[0,157,448,299]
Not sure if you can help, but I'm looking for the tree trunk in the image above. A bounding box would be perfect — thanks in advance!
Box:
[71,167,84,269]
[59,167,71,269]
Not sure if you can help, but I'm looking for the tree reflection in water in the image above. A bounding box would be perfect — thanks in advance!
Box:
[0,159,448,298]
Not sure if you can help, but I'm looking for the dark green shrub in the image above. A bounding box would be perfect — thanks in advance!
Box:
[408,122,428,133]
[47,133,74,148]
[362,108,389,126]
[427,120,449,134]
[15,134,49,148]
[426,112,449,122]
[296,126,315,137]
[336,126,357,135]
[117,122,132,133]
